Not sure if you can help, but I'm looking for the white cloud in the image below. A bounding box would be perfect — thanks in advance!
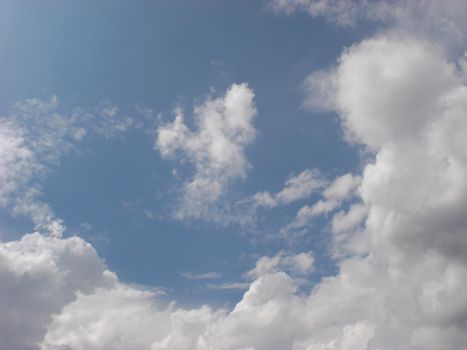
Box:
[0,232,115,350]
[0,231,309,350]
[0,231,226,350]
[43,286,223,350]
[295,33,467,348]
[0,99,66,236]
[0,121,37,208]
[156,83,257,222]
[307,38,458,150]
[309,173,361,216]
[285,173,360,231]
[253,169,325,208]
[181,271,222,280]
[246,251,315,280]
[331,203,367,235]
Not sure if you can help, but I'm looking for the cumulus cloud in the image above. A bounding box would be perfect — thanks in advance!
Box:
[43,286,222,350]
[156,83,257,222]
[295,33,467,348]
[305,38,458,150]
[0,231,316,350]
[253,169,325,208]
[0,232,115,350]
[0,231,225,350]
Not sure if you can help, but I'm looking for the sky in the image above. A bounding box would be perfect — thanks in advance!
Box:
[2,1,467,349]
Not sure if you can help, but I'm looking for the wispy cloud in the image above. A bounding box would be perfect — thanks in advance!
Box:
[252,169,326,208]
[0,96,147,235]
[284,172,361,232]
[206,282,250,291]
[180,271,222,280]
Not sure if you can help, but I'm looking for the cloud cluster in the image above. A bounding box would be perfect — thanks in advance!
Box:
[156,83,257,222]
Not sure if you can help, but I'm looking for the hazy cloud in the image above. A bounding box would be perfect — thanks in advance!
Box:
[0,96,144,235]
[181,271,222,280]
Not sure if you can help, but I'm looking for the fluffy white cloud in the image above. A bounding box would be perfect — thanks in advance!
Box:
[253,169,325,208]
[43,286,223,350]
[0,233,115,350]
[156,83,257,222]
[296,34,467,348]
[0,231,316,350]
[0,231,229,350]
[306,38,458,150]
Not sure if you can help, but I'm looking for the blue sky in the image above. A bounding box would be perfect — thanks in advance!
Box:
[3,1,467,349]
[1,1,364,305]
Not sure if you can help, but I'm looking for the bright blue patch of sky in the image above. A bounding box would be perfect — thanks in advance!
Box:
[1,0,371,306]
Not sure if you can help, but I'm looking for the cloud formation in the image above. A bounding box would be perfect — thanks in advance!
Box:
[3,2,467,349]
[296,34,467,348]
[156,83,257,222]
[0,233,115,350]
